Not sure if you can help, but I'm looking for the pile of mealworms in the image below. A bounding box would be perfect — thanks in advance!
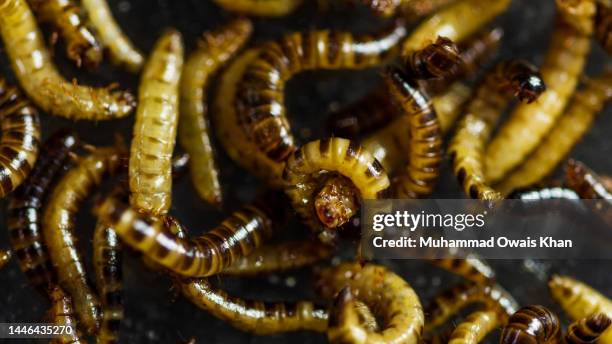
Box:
[0,0,610,342]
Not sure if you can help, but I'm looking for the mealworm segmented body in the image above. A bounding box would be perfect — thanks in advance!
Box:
[485,0,597,183]
[179,19,252,207]
[447,310,499,344]
[235,21,408,162]
[428,254,495,284]
[448,60,545,200]
[93,221,123,344]
[0,0,135,120]
[129,29,183,216]
[179,278,328,334]
[283,138,389,243]
[28,0,102,69]
[500,305,561,344]
[0,77,41,198]
[46,287,85,344]
[497,71,612,195]
[82,0,144,72]
[43,147,124,334]
[0,250,11,269]
[566,313,612,344]
[318,262,424,344]
[212,0,303,17]
[596,1,611,54]
[7,129,78,296]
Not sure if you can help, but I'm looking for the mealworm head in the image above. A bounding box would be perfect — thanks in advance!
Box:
[314,175,360,229]
[501,305,561,344]
[424,36,462,76]
[516,74,546,103]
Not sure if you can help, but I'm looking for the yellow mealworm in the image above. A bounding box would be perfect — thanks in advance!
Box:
[0,0,135,120]
[179,19,252,207]
[447,310,499,344]
[81,0,144,72]
[283,138,389,243]
[28,0,102,69]
[566,313,612,344]
[213,0,304,17]
[497,70,612,196]
[46,287,85,344]
[428,254,496,284]
[129,29,183,216]
[448,60,545,200]
[179,278,328,334]
[319,262,424,344]
[43,147,124,334]
[485,0,597,183]
[500,305,561,344]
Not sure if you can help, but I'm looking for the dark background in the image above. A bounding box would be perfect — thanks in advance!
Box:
[0,0,610,342]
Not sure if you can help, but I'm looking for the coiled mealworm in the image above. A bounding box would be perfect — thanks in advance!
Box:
[283,138,389,243]
[447,310,499,344]
[500,305,561,344]
[0,250,11,269]
[7,129,78,295]
[384,66,443,198]
[596,1,611,54]
[28,0,102,69]
[566,313,612,344]
[129,29,183,216]
[222,240,333,276]
[94,193,286,277]
[179,278,328,334]
[81,0,144,72]
[550,275,612,343]
[46,287,85,344]
[212,0,303,17]
[235,21,407,162]
[0,77,41,197]
[93,221,123,344]
[179,19,252,207]
[497,71,612,195]
[43,147,124,334]
[318,262,424,344]
[485,0,597,183]
[0,0,135,120]
[448,60,545,200]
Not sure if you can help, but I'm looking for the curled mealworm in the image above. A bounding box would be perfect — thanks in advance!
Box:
[179,278,328,334]
[179,18,252,207]
[500,305,561,344]
[447,310,499,344]
[497,71,612,196]
[283,138,389,243]
[28,0,102,69]
[448,60,545,200]
[46,287,85,344]
[212,0,304,17]
[595,1,611,54]
[81,0,144,72]
[7,129,78,295]
[0,250,11,269]
[94,193,286,277]
[0,0,135,120]
[222,240,333,276]
[235,21,408,162]
[0,77,41,197]
[566,313,612,344]
[318,262,424,344]
[485,0,597,183]
[43,147,124,334]
[129,29,183,216]
[93,221,123,344]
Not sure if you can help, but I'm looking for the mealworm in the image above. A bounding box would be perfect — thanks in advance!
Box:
[7,129,78,295]
[428,254,495,284]
[550,275,612,343]
[384,66,443,198]
[46,287,85,344]
[448,60,545,200]
[402,0,510,54]
[425,281,518,333]
[283,138,389,243]
[179,278,328,334]
[179,19,252,207]
[129,29,183,216]
[0,0,135,120]
[222,240,333,276]
[566,313,612,344]
[596,1,611,54]
[509,187,579,200]
[0,250,11,269]
[447,310,499,344]
[318,262,424,344]
[81,0,144,72]
[212,0,304,17]
[93,221,123,344]
[500,305,561,344]
[485,0,597,183]
[28,0,102,69]
[43,147,124,334]
[403,36,461,80]
[235,21,408,162]
[496,70,612,195]
[94,192,286,277]
[0,77,41,197]
[565,159,612,226]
